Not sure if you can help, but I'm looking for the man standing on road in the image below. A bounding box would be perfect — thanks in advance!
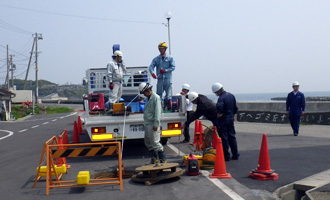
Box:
[107,50,127,108]
[286,81,305,136]
[139,82,166,164]
[149,42,175,109]
[180,84,193,143]
[212,83,239,161]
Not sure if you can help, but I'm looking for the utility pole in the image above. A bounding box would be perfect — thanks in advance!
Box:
[6,45,9,90]
[9,55,15,89]
[33,32,43,104]
[24,39,35,89]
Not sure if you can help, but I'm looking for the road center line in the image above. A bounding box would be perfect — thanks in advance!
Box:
[18,129,28,133]
[42,122,49,125]
[0,130,14,140]
[52,119,57,122]
[31,125,39,128]
[167,142,245,200]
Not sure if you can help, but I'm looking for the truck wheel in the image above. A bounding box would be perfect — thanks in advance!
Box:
[161,137,169,145]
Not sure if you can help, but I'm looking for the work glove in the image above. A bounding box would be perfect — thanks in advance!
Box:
[160,69,165,74]
[109,82,114,90]
[152,73,157,79]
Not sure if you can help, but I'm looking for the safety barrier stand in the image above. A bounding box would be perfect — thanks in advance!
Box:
[44,141,123,195]
[33,136,65,188]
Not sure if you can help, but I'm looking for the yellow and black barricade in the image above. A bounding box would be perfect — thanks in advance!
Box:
[34,138,123,195]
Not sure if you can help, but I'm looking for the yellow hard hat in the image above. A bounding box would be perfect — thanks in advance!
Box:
[158,42,167,49]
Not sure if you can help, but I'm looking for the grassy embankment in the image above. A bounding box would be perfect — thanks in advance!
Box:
[11,105,73,120]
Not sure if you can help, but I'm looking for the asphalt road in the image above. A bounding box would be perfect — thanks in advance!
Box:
[1,108,330,200]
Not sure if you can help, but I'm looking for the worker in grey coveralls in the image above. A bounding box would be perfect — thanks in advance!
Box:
[107,50,127,104]
[149,42,175,109]
[139,82,166,164]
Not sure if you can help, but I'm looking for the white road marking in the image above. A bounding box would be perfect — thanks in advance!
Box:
[31,125,39,128]
[42,122,49,125]
[18,129,28,133]
[200,170,245,200]
[167,142,245,200]
[52,119,57,122]
[0,130,14,140]
[167,142,185,156]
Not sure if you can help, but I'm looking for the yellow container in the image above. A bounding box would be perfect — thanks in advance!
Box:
[36,164,67,177]
[183,155,203,166]
[77,171,90,185]
[113,103,125,114]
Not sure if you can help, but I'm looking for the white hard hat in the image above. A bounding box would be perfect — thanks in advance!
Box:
[139,82,152,94]
[182,84,190,90]
[292,81,299,86]
[113,50,123,57]
[212,83,223,93]
[188,91,199,102]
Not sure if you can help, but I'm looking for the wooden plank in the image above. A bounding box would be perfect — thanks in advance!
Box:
[135,163,179,172]
[131,168,183,185]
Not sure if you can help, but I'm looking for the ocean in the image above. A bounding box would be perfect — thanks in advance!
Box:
[207,91,330,102]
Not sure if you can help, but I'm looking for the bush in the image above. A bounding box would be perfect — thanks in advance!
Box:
[11,105,73,120]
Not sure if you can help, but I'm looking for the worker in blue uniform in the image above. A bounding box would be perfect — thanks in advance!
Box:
[286,81,305,136]
[212,83,239,161]
[149,42,175,109]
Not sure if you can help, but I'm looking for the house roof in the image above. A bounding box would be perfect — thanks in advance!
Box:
[0,89,15,97]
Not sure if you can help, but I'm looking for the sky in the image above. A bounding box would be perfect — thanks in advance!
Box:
[0,0,330,95]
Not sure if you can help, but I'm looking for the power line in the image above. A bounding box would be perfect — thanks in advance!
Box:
[0,4,162,25]
[0,19,33,35]
[0,45,29,58]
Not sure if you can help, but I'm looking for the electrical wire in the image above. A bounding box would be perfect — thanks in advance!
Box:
[0,45,29,58]
[0,19,33,35]
[0,4,162,25]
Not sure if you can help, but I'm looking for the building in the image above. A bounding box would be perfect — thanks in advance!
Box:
[0,89,15,121]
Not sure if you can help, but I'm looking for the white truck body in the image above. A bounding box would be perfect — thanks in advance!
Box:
[10,90,32,103]
[82,66,186,143]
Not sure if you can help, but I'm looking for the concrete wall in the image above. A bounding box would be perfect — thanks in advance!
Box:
[237,102,330,125]
[237,102,330,112]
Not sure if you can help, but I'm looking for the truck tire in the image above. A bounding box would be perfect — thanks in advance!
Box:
[161,137,169,145]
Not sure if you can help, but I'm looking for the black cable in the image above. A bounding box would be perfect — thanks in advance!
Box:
[0,4,162,25]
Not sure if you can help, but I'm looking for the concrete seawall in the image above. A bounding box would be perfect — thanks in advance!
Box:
[237,102,330,125]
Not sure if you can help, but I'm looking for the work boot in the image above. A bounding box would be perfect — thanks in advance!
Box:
[149,151,159,164]
[158,151,167,163]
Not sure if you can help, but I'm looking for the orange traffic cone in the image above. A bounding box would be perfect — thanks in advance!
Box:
[249,133,279,180]
[212,126,218,149]
[56,135,71,169]
[192,120,200,146]
[210,137,232,179]
[78,116,83,135]
[72,121,80,143]
[62,129,69,148]
[199,121,206,151]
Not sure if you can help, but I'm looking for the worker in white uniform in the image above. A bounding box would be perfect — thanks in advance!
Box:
[139,82,166,164]
[107,50,127,108]
[180,84,193,143]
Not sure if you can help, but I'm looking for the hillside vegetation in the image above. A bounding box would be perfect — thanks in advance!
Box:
[7,79,87,99]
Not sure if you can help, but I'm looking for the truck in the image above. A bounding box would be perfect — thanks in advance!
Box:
[82,66,187,144]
